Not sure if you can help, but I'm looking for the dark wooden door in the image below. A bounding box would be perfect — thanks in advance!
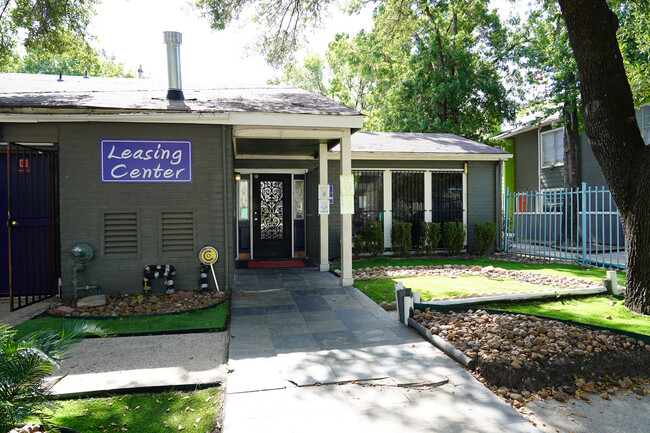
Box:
[252,174,292,259]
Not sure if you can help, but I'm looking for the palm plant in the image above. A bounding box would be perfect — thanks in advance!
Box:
[0,321,105,432]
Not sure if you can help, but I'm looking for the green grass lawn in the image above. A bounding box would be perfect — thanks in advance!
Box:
[12,301,229,340]
[345,257,626,285]
[355,275,556,303]
[36,387,221,433]
[482,295,650,336]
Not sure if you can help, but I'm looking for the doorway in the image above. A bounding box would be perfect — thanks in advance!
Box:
[252,173,292,259]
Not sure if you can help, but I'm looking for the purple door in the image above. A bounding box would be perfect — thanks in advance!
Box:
[2,143,58,311]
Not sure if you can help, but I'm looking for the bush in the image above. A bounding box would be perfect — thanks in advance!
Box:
[353,235,364,256]
[421,222,442,255]
[473,221,498,256]
[363,222,384,256]
[391,222,412,256]
[442,222,465,256]
[0,321,105,432]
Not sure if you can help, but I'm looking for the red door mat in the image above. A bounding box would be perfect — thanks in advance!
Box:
[247,260,306,268]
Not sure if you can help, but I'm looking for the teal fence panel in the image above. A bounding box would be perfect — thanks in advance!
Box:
[504,183,625,269]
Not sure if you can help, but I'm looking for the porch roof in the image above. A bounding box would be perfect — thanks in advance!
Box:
[331,132,512,159]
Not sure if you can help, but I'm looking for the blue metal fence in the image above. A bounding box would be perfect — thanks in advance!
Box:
[504,182,625,269]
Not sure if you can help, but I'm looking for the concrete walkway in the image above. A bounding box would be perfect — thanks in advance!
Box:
[224,268,540,432]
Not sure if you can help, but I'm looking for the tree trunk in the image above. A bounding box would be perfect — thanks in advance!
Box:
[558,0,650,315]
[561,100,580,247]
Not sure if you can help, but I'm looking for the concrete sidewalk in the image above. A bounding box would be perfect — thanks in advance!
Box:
[223,268,540,433]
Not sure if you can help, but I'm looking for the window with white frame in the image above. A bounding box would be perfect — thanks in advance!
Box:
[636,105,650,145]
[541,128,564,167]
[542,188,565,213]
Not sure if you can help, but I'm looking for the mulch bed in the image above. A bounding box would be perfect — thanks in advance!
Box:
[49,290,229,317]
[413,307,650,406]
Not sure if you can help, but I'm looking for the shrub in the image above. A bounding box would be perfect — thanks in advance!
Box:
[473,221,498,256]
[363,222,384,256]
[353,235,364,256]
[0,321,105,432]
[421,222,442,255]
[442,222,465,256]
[391,222,412,256]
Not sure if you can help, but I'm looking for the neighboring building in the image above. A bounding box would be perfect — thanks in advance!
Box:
[494,104,650,194]
[0,71,510,308]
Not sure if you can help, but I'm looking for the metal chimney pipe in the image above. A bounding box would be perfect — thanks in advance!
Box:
[163,31,184,101]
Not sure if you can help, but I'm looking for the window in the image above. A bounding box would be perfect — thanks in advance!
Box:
[431,172,463,223]
[637,105,650,145]
[352,170,383,236]
[294,179,304,219]
[238,178,249,220]
[541,128,564,167]
[542,188,565,213]
[392,170,425,247]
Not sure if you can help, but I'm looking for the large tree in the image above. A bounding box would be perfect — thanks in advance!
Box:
[0,0,99,68]
[1,32,133,77]
[558,0,650,315]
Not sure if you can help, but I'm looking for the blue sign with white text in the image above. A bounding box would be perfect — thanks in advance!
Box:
[100,139,193,183]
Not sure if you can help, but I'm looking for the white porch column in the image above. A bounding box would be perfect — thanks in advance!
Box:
[383,169,392,249]
[319,141,329,271]
[339,130,353,286]
[424,171,432,222]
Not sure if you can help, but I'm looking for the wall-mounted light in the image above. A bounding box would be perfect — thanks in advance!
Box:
[234,172,241,181]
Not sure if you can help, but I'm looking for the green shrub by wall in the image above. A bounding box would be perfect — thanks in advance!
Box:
[353,235,365,256]
[473,221,497,256]
[363,221,384,256]
[391,222,412,256]
[421,222,442,255]
[442,222,465,256]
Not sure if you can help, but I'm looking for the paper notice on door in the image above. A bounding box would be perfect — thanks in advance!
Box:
[319,184,330,200]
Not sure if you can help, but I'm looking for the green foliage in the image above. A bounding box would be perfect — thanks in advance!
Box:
[353,234,365,256]
[473,221,497,256]
[441,222,465,255]
[421,222,442,255]
[0,0,99,68]
[271,0,515,141]
[391,222,412,256]
[363,221,384,256]
[1,31,133,77]
[0,321,105,431]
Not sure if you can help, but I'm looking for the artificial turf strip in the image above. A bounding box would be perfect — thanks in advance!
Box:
[11,301,229,340]
[342,257,626,285]
[355,276,559,304]
[484,295,650,336]
[37,387,221,433]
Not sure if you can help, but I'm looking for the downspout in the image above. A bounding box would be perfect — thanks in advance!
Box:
[222,126,229,291]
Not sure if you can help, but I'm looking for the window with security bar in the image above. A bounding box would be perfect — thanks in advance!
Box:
[637,105,650,145]
[352,170,383,236]
[431,172,463,223]
[392,170,425,247]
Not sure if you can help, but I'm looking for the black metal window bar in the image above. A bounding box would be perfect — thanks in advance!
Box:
[431,172,463,223]
[392,170,425,247]
[5,143,58,311]
[352,170,383,236]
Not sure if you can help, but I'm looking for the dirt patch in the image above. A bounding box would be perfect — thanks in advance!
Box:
[49,290,229,317]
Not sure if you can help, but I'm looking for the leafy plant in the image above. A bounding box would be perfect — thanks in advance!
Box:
[0,321,105,432]
[391,222,412,256]
[421,222,442,255]
[473,221,497,256]
[353,235,365,256]
[363,222,384,257]
[442,222,466,256]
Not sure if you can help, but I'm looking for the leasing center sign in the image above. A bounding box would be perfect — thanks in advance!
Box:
[100,139,192,183]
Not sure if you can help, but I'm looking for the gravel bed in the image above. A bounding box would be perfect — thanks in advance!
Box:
[413,307,649,407]
[49,290,228,317]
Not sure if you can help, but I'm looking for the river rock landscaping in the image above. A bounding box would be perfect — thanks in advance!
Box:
[412,307,650,407]
[48,290,229,317]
